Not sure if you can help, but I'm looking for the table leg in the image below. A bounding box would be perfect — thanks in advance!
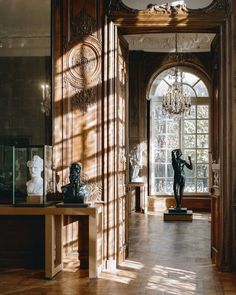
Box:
[45,214,63,279]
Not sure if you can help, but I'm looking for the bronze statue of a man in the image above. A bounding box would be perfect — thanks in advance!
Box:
[172,149,193,209]
[61,162,88,203]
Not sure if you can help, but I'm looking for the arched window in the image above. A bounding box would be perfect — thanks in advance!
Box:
[149,67,210,195]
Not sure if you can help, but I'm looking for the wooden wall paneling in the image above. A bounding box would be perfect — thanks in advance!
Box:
[218,21,233,271]
[106,20,117,269]
[210,34,221,267]
[53,0,106,271]
[117,34,129,262]
[53,0,102,186]
[232,6,236,269]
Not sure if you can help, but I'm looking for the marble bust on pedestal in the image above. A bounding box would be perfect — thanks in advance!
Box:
[26,155,44,196]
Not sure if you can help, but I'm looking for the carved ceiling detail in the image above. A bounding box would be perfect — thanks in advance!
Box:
[124,33,215,53]
[146,3,188,15]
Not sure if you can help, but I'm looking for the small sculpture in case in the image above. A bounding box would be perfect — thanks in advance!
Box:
[13,145,55,207]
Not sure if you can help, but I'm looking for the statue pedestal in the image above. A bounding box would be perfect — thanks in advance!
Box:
[163,208,193,221]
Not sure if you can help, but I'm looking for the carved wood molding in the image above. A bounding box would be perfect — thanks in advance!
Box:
[109,0,228,33]
[63,5,101,112]
[64,36,101,89]
[160,53,207,72]
[72,88,96,113]
[146,3,188,15]
[109,0,229,14]
[71,8,97,39]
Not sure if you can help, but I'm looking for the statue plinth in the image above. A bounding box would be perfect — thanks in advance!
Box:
[164,208,193,221]
[168,207,187,214]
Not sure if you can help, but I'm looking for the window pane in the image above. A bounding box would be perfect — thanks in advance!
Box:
[184,135,196,148]
[197,135,208,148]
[185,165,195,177]
[182,84,196,97]
[155,164,165,177]
[197,120,208,133]
[155,80,169,96]
[194,80,209,97]
[185,105,196,119]
[197,150,209,163]
[184,120,196,134]
[197,105,208,119]
[185,179,196,192]
[154,121,166,134]
[197,179,209,192]
[182,72,199,86]
[197,164,208,177]
[167,164,174,177]
[166,135,179,149]
[166,180,173,193]
[154,179,166,193]
[155,135,166,148]
[166,150,173,163]
[183,149,196,162]
[154,149,166,163]
[166,120,179,134]
[153,105,164,120]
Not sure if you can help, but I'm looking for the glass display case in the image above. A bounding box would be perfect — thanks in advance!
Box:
[13,145,55,206]
[0,145,14,203]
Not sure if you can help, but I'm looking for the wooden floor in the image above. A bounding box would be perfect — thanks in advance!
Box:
[1,212,236,294]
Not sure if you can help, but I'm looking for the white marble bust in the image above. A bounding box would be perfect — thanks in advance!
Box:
[26,155,44,196]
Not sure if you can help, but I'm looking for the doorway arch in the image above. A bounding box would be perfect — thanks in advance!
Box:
[147,66,211,198]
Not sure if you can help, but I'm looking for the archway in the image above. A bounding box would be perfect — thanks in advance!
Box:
[148,66,211,203]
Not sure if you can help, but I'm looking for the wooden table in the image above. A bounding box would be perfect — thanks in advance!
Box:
[0,205,103,279]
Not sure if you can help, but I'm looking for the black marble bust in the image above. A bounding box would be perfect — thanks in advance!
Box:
[61,162,88,203]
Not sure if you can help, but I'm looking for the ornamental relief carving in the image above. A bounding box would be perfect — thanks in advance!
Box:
[161,53,204,70]
[71,8,96,38]
[146,3,188,15]
[72,88,96,113]
[108,0,228,15]
[62,6,101,113]
[64,36,101,90]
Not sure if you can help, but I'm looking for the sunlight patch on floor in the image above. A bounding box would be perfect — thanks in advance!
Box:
[146,265,197,295]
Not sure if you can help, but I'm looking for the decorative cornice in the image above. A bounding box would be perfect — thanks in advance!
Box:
[110,0,228,15]
[146,3,188,15]
[162,53,204,69]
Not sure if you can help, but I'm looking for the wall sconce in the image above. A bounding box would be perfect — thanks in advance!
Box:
[40,84,51,116]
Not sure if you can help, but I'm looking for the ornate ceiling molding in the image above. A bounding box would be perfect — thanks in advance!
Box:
[109,0,229,14]
[108,0,229,34]
[146,3,188,15]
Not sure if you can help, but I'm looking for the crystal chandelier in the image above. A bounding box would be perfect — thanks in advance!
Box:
[162,34,191,116]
